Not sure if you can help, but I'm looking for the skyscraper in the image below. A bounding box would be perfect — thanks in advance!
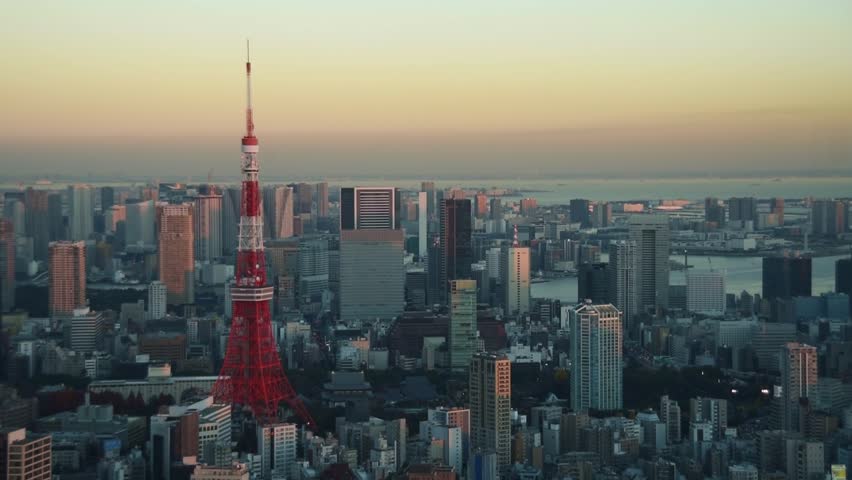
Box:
[298,237,329,303]
[727,197,757,225]
[660,396,681,444]
[770,197,785,226]
[263,185,294,239]
[256,423,297,480]
[570,302,623,412]
[780,343,817,432]
[339,229,404,321]
[503,229,530,318]
[489,198,502,221]
[0,219,14,313]
[194,192,223,261]
[418,192,428,259]
[474,193,489,219]
[295,182,314,215]
[519,198,537,216]
[607,240,637,334]
[469,353,511,469]
[24,188,50,261]
[578,262,608,304]
[449,279,477,371]
[811,199,848,237]
[837,258,852,315]
[68,184,94,241]
[704,197,725,226]
[340,187,400,230]
[629,215,670,313]
[125,200,156,248]
[762,256,811,301]
[157,203,194,305]
[47,192,64,241]
[48,241,86,316]
[148,280,167,320]
[591,202,612,228]
[570,199,591,228]
[338,186,404,320]
[101,186,115,211]
[686,270,726,315]
[439,198,473,302]
[421,181,436,221]
[315,182,329,218]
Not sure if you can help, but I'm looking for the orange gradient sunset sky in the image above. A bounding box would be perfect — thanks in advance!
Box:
[1,1,851,178]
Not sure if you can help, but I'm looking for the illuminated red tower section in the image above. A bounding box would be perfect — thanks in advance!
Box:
[212,43,316,429]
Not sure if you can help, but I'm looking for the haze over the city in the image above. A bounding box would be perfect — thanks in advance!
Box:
[2,1,852,178]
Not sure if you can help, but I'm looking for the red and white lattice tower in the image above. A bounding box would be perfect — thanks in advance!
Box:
[212,43,316,429]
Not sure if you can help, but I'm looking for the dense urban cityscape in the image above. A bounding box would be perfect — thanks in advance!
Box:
[3,3,852,480]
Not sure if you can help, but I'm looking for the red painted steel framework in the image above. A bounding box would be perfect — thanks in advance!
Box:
[212,43,316,429]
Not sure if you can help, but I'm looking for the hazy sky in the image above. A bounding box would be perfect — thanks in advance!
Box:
[2,1,851,178]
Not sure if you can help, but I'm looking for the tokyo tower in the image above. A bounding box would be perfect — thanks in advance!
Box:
[212,42,316,429]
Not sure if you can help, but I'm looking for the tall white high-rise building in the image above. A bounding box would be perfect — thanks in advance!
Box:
[256,423,297,480]
[629,214,670,312]
[418,191,428,259]
[125,200,156,248]
[570,302,623,411]
[503,231,530,317]
[68,184,94,241]
[148,280,167,320]
[469,353,511,469]
[781,343,817,432]
[263,186,294,239]
[449,279,477,372]
[687,270,726,315]
[607,241,637,334]
[194,193,222,261]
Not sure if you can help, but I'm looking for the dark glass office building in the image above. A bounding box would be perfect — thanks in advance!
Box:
[762,256,812,300]
[439,199,473,301]
[570,199,591,227]
[578,262,608,304]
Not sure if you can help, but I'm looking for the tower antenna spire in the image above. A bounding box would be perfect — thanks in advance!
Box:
[244,39,254,138]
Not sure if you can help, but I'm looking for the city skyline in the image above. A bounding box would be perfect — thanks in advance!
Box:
[2,1,852,177]
[2,4,852,480]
